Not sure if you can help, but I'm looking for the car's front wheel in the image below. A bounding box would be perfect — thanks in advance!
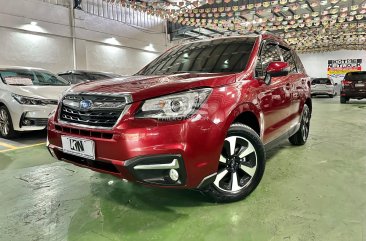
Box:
[202,124,265,203]
[0,106,17,139]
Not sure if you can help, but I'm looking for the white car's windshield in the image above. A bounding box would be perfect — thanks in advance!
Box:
[0,69,70,86]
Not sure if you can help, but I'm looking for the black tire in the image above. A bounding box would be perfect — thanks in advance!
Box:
[202,123,266,203]
[340,96,347,104]
[289,104,310,146]
[0,106,17,139]
[329,94,334,98]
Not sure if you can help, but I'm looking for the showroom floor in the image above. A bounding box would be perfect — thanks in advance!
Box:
[0,97,365,241]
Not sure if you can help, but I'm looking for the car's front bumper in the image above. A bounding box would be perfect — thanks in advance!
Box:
[47,113,225,189]
[9,103,58,131]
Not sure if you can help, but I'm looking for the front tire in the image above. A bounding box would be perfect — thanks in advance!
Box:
[340,96,347,104]
[289,104,310,146]
[0,106,17,139]
[202,124,266,203]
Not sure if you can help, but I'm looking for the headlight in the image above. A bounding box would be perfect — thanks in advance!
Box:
[12,94,58,105]
[136,88,212,120]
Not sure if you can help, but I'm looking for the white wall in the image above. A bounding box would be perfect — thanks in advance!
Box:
[299,50,366,84]
[0,0,165,74]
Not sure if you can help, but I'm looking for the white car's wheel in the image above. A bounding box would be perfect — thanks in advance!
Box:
[0,106,17,139]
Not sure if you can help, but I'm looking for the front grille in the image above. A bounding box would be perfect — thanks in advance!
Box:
[59,94,131,128]
[55,125,114,139]
[60,152,120,174]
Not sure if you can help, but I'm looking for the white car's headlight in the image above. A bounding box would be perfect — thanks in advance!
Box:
[136,88,212,120]
[12,94,58,105]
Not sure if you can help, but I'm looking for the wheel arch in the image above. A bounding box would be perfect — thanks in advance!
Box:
[223,102,262,139]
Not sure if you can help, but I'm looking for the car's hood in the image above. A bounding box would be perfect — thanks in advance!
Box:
[68,73,237,102]
[7,85,70,100]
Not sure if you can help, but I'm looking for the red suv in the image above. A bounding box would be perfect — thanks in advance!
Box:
[47,34,312,202]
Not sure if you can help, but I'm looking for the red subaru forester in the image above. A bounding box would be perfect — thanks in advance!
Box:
[47,34,311,202]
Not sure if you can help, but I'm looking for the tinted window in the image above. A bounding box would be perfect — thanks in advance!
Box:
[256,43,282,76]
[345,72,366,82]
[312,78,331,84]
[58,74,74,83]
[138,38,256,75]
[0,69,69,86]
[279,47,297,73]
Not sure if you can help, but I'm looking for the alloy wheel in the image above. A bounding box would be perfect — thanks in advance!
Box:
[213,136,258,193]
[301,107,310,141]
[0,109,10,137]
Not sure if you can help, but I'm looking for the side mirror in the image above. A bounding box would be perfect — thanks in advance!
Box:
[264,61,290,85]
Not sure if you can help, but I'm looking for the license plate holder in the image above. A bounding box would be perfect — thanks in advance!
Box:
[61,135,95,160]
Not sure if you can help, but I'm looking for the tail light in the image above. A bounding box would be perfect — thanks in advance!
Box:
[341,80,352,87]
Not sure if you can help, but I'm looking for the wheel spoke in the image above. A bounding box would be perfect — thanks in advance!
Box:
[214,169,228,187]
[240,164,256,177]
[226,136,237,156]
[239,142,255,158]
[219,155,226,163]
[231,172,241,192]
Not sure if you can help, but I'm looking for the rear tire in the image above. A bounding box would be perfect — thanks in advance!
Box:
[0,106,17,139]
[329,94,334,98]
[202,124,265,203]
[289,104,310,146]
[340,96,347,104]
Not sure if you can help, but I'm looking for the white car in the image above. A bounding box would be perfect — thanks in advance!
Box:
[0,67,70,138]
[311,77,337,98]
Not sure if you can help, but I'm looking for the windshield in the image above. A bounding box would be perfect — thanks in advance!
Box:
[312,78,331,84]
[345,72,366,82]
[0,69,70,86]
[138,37,256,76]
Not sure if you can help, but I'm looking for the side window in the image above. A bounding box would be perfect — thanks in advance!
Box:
[256,43,282,77]
[293,52,306,73]
[279,46,297,73]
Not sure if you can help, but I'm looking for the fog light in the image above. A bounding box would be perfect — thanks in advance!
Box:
[23,119,31,126]
[169,169,179,182]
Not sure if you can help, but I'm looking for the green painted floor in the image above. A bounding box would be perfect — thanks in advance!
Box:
[0,97,365,241]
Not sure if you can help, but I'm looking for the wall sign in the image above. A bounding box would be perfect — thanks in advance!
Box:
[327,59,362,78]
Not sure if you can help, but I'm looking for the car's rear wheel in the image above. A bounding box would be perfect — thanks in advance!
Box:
[0,106,17,139]
[329,94,334,98]
[202,124,265,203]
[289,104,310,146]
[340,96,347,104]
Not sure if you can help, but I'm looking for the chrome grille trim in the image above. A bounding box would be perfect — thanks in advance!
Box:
[58,93,132,129]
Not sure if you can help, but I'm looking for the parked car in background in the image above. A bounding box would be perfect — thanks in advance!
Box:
[47,34,312,202]
[58,70,123,85]
[0,67,70,138]
[311,77,337,98]
[340,71,366,103]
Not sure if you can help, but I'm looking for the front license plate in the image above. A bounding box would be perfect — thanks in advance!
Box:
[61,136,95,160]
[355,83,364,87]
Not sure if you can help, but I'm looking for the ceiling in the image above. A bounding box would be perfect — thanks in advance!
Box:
[107,0,366,53]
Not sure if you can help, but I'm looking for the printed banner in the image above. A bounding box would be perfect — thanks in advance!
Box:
[327,59,362,78]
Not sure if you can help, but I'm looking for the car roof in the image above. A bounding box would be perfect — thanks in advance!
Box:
[58,70,118,75]
[0,66,46,71]
[176,32,290,50]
